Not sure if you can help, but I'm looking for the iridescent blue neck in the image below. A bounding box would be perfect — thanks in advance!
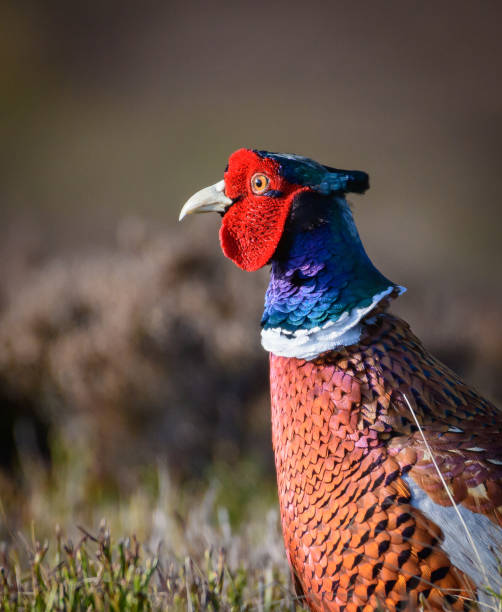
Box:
[260,194,403,359]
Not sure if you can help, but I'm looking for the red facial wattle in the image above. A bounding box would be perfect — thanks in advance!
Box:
[219,149,304,271]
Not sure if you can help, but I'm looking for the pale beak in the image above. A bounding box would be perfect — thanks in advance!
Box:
[179,179,233,221]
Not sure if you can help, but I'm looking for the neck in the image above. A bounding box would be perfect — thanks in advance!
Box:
[260,193,403,360]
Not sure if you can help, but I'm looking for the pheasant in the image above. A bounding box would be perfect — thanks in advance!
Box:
[179,148,502,611]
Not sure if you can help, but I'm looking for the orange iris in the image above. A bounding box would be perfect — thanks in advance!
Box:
[250,173,270,195]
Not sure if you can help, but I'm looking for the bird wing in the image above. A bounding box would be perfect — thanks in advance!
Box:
[368,315,502,525]
[359,314,502,598]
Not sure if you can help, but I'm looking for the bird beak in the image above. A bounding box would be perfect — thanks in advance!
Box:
[179,179,233,221]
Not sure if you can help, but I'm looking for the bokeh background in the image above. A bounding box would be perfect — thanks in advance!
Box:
[1,0,501,540]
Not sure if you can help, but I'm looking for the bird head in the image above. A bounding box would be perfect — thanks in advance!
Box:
[179,148,369,271]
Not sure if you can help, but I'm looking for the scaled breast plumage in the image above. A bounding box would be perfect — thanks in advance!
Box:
[270,313,502,611]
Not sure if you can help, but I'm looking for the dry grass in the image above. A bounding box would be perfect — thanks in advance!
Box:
[0,439,303,611]
[0,522,301,611]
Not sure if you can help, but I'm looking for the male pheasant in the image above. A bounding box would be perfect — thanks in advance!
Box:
[179,148,502,611]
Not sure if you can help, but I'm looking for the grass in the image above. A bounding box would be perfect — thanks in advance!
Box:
[0,438,305,611]
[0,523,301,611]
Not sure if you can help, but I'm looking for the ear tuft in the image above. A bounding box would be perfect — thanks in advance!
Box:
[320,166,369,195]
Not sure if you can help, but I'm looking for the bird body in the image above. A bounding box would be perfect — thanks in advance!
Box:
[180,148,502,610]
[270,315,502,611]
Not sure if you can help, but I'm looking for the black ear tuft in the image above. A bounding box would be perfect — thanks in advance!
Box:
[346,170,370,194]
[322,166,370,194]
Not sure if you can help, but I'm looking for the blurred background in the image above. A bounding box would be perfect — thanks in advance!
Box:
[0,0,501,541]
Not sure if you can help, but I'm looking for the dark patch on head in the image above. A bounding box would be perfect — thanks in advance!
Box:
[287,191,334,231]
[272,191,334,262]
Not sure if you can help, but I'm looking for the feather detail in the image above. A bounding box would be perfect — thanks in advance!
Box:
[261,286,401,359]
[270,313,502,610]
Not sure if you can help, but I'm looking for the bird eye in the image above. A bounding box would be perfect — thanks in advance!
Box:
[251,173,270,195]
